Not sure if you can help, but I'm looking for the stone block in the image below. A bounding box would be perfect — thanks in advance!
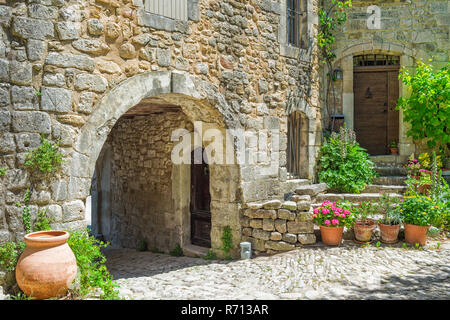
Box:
[74,74,108,92]
[11,86,39,110]
[0,110,10,131]
[0,87,10,107]
[45,52,95,71]
[12,111,51,134]
[264,241,295,251]
[72,39,110,55]
[297,200,311,211]
[44,204,63,223]
[296,211,313,222]
[41,86,72,113]
[249,219,262,229]
[43,73,66,87]
[5,169,29,190]
[274,219,287,233]
[62,200,85,222]
[51,179,67,201]
[15,132,41,152]
[282,233,297,244]
[156,48,171,67]
[0,59,8,81]
[270,231,282,241]
[287,221,314,234]
[277,209,296,221]
[295,183,327,196]
[241,235,265,251]
[242,227,252,237]
[282,201,297,210]
[27,39,46,61]
[262,218,274,231]
[255,209,277,219]
[67,177,90,200]
[28,3,58,20]
[262,199,282,209]
[0,133,15,153]
[55,21,79,40]
[298,234,316,245]
[290,194,311,202]
[12,17,54,40]
[10,60,32,86]
[78,91,94,114]
[252,228,270,240]
[87,19,104,36]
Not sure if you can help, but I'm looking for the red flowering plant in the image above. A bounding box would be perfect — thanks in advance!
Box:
[312,200,355,228]
[405,154,426,178]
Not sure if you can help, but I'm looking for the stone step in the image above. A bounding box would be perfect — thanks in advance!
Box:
[362,184,406,194]
[374,166,407,176]
[295,183,327,196]
[370,155,409,164]
[373,176,407,186]
[313,192,403,205]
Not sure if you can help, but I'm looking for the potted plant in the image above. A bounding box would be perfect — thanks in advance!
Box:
[378,207,403,244]
[378,193,402,243]
[313,200,354,246]
[352,201,378,243]
[389,141,398,154]
[398,196,439,246]
[404,154,422,179]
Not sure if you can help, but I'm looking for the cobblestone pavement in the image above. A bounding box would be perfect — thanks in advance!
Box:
[104,240,450,300]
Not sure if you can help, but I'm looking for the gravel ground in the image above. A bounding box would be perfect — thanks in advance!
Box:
[104,240,450,300]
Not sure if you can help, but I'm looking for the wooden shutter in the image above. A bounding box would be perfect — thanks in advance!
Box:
[145,0,187,21]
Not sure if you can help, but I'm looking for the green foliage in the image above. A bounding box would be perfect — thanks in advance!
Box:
[397,196,440,227]
[397,62,449,153]
[203,249,217,260]
[67,229,121,300]
[137,239,148,252]
[351,201,378,222]
[0,167,6,176]
[317,127,377,193]
[33,208,54,232]
[0,241,25,272]
[150,247,164,254]
[313,200,355,228]
[169,243,183,257]
[318,0,352,63]
[221,226,233,255]
[20,189,32,234]
[25,135,63,174]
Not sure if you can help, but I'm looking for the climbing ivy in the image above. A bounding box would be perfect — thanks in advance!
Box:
[221,226,233,256]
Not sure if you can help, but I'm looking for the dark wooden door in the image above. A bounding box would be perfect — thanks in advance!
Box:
[354,66,399,155]
[190,149,211,248]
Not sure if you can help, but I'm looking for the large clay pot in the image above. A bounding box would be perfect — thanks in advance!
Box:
[404,224,429,246]
[353,219,376,243]
[320,226,344,246]
[378,223,400,244]
[16,230,77,299]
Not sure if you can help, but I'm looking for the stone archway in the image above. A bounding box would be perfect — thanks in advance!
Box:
[327,41,431,156]
[69,71,242,255]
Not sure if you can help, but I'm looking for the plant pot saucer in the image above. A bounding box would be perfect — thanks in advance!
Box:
[353,239,373,245]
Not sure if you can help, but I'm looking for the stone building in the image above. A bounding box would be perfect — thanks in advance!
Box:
[0,0,323,257]
[321,0,449,157]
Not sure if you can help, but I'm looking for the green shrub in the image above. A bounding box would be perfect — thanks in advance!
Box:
[317,127,377,193]
[33,208,54,232]
[397,196,440,226]
[397,62,449,153]
[203,249,217,260]
[221,226,233,255]
[0,242,25,272]
[67,229,121,300]
[0,167,6,176]
[25,135,63,174]
[169,243,183,257]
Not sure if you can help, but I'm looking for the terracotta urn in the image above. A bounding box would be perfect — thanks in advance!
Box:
[16,230,77,299]
[353,219,376,243]
[320,226,344,246]
[390,147,398,155]
[404,224,429,246]
[378,223,400,244]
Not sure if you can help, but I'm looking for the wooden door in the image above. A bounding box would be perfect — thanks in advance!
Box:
[354,66,399,155]
[190,148,211,247]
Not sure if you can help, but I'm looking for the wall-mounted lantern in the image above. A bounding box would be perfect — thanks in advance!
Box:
[333,68,343,81]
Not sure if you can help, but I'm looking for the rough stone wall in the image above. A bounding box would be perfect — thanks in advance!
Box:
[0,0,321,250]
[241,195,315,256]
[320,0,449,155]
[102,111,189,250]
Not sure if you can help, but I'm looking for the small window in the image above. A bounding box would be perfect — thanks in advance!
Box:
[144,0,188,21]
[353,54,400,67]
[287,0,306,48]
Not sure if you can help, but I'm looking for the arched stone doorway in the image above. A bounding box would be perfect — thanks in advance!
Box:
[325,41,432,157]
[71,71,242,255]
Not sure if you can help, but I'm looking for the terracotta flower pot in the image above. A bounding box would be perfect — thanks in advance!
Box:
[16,230,77,299]
[353,219,376,243]
[320,226,344,246]
[418,184,431,195]
[404,224,429,246]
[378,223,400,244]
[390,148,398,154]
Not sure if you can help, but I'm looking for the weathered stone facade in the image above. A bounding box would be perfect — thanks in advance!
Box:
[321,0,449,156]
[0,0,322,257]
